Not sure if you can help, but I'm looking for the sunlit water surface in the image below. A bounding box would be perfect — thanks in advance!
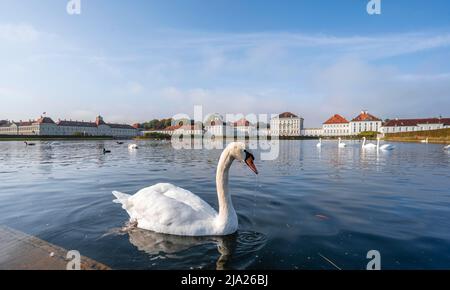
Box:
[0,140,449,269]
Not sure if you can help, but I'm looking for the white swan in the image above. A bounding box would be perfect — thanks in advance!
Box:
[420,138,429,144]
[128,144,139,150]
[112,142,258,236]
[444,145,450,151]
[338,137,346,148]
[362,137,377,149]
[377,138,395,151]
[316,138,322,148]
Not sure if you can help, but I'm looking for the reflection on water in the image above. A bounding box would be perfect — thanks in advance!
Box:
[0,140,449,269]
[126,228,266,270]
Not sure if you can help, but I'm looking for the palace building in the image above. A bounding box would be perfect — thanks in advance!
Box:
[381,117,450,134]
[303,110,383,137]
[270,112,303,137]
[350,110,382,135]
[0,115,138,137]
[322,114,350,136]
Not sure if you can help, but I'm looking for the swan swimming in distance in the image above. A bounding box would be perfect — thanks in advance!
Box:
[128,144,139,150]
[421,138,429,144]
[316,138,322,148]
[444,145,450,151]
[338,138,346,148]
[113,142,259,236]
[377,138,395,151]
[24,141,36,146]
[362,137,377,149]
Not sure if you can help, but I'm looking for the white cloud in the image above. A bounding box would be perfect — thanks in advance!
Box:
[303,58,450,125]
[2,26,450,125]
[127,81,144,95]
[0,23,40,43]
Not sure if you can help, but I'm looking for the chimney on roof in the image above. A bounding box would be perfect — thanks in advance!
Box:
[362,110,368,114]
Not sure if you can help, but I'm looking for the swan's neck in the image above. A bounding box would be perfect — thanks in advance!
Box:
[216,149,237,225]
[363,138,366,147]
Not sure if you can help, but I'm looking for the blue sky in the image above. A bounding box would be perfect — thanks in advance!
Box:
[1,0,450,126]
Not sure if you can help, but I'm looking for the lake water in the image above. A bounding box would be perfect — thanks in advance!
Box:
[0,140,449,270]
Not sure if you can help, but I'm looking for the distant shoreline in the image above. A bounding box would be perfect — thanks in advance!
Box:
[0,135,127,141]
[136,135,319,141]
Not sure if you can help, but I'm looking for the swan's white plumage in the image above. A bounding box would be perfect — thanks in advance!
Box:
[128,144,138,150]
[380,144,395,151]
[113,142,251,237]
[444,145,450,150]
[113,183,220,236]
[362,137,377,149]
[377,138,395,151]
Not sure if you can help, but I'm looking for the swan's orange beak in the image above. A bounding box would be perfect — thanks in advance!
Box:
[244,151,258,175]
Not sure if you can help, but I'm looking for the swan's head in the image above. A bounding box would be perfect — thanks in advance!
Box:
[226,142,258,175]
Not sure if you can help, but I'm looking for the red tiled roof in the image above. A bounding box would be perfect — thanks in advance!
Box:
[163,125,182,131]
[352,111,381,122]
[384,118,450,127]
[323,114,349,124]
[233,118,250,127]
[161,124,202,131]
[279,112,298,118]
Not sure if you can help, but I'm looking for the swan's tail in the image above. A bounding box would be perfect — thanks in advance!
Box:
[112,191,132,209]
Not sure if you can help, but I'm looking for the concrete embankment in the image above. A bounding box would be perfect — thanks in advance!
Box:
[0,226,110,270]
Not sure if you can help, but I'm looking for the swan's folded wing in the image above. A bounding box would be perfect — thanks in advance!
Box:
[127,183,217,231]
[147,183,217,216]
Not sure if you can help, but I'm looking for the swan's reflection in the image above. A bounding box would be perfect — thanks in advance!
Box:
[126,227,266,270]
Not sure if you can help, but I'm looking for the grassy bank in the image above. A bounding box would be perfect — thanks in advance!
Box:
[384,128,450,144]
